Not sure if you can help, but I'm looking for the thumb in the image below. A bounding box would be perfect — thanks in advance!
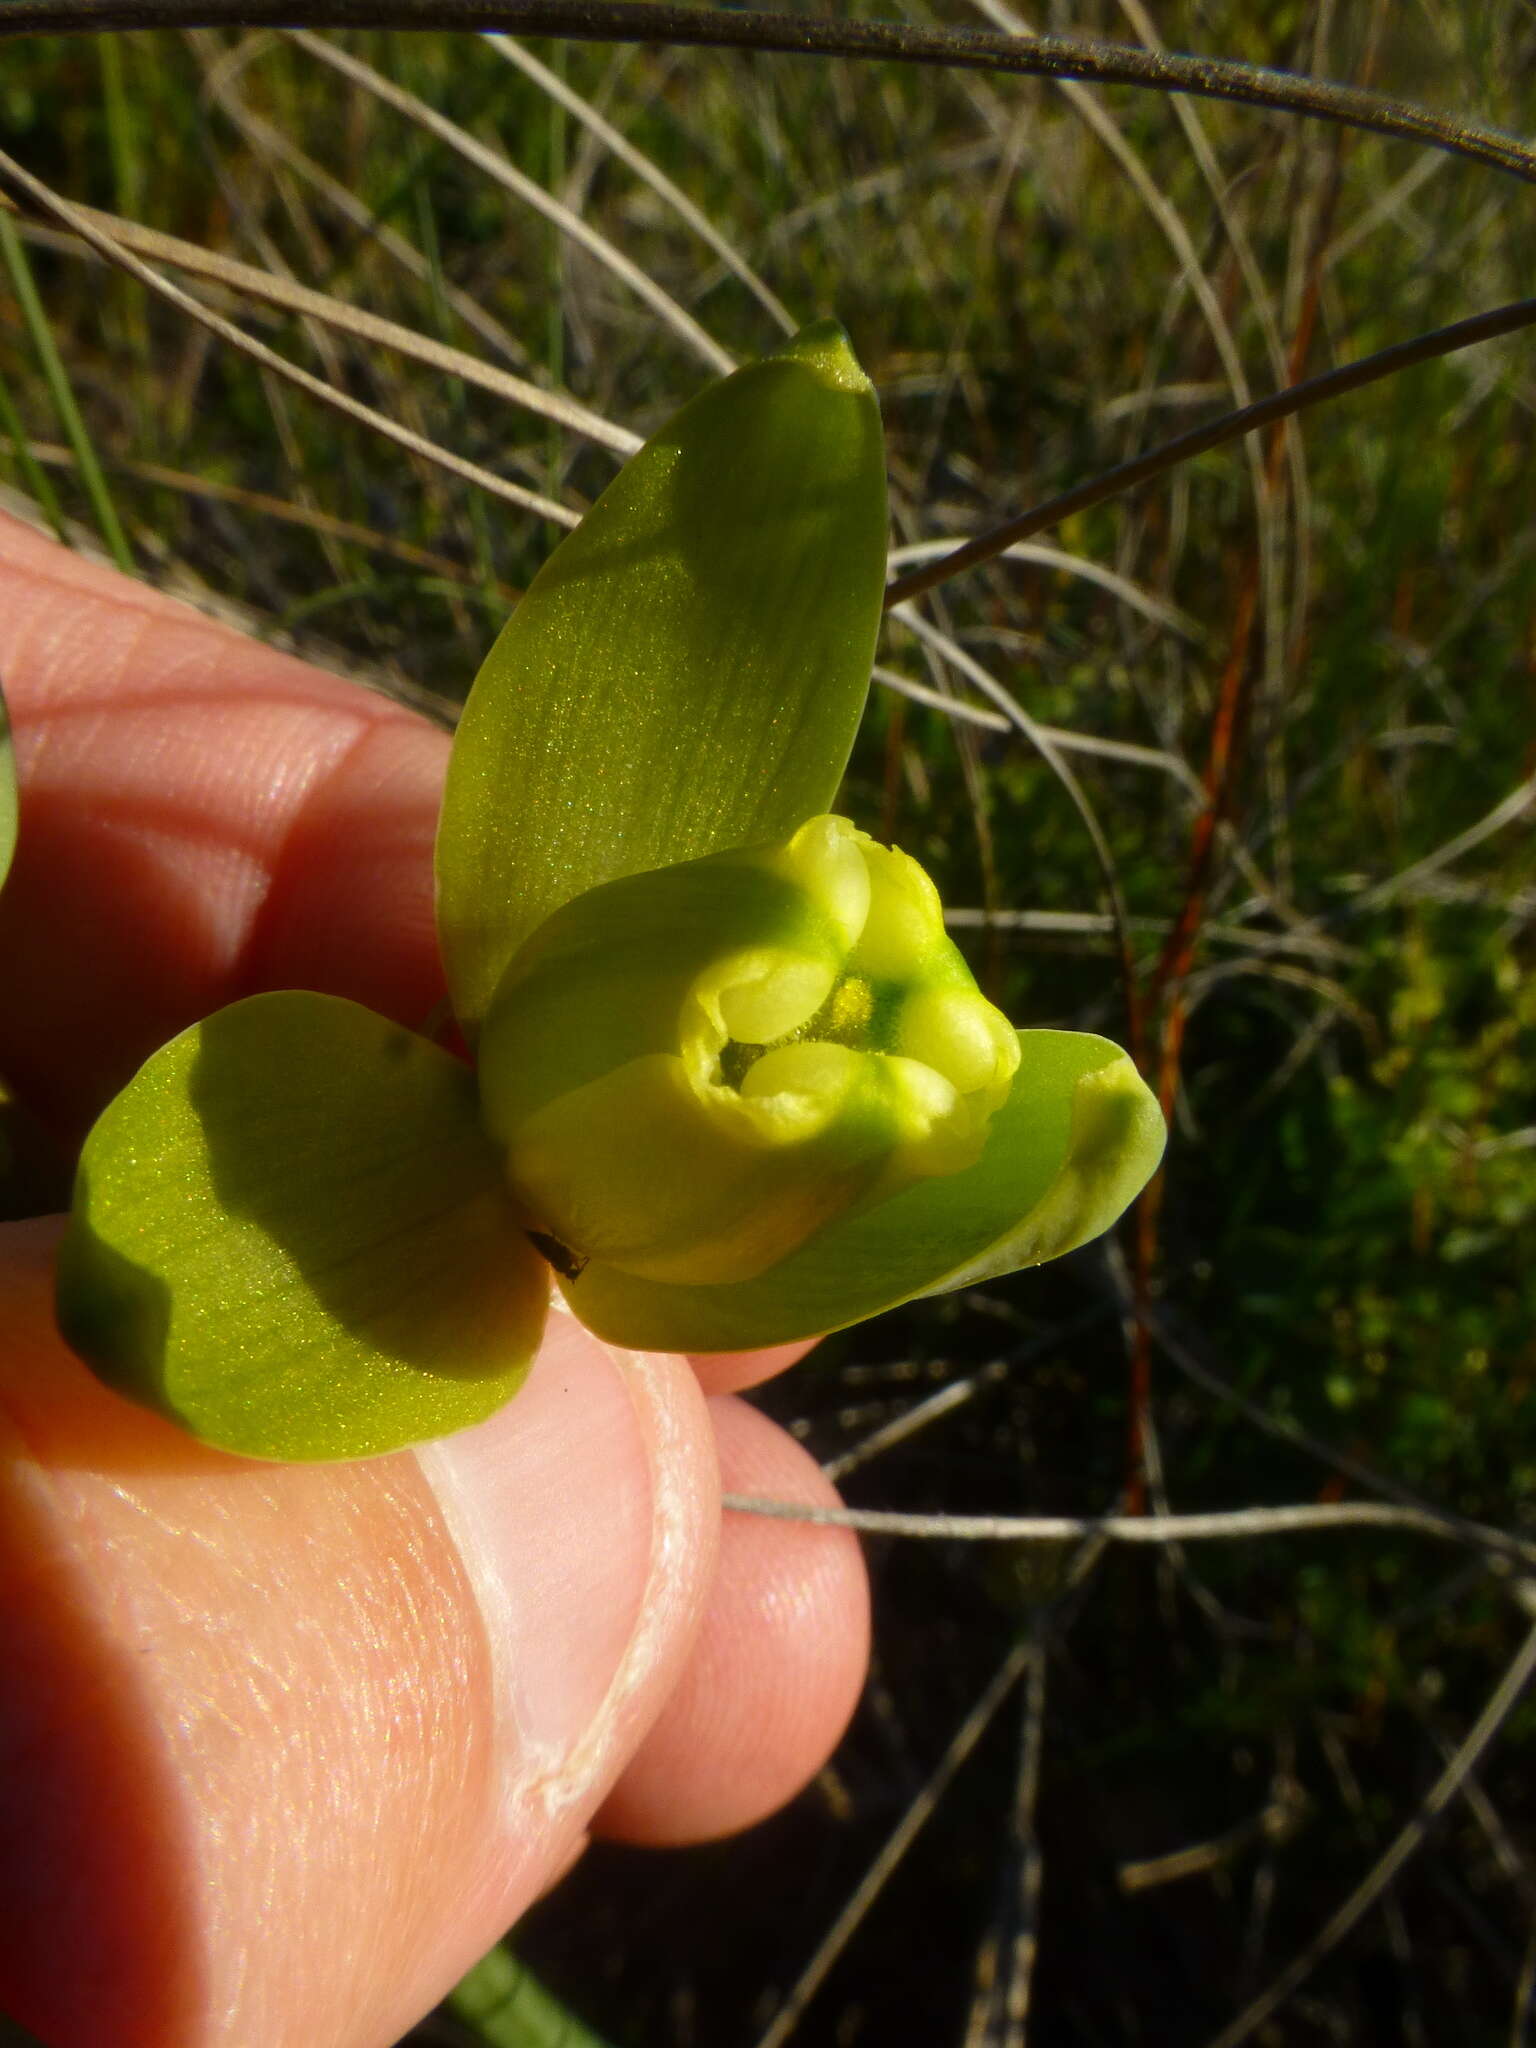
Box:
[0,1218,719,2048]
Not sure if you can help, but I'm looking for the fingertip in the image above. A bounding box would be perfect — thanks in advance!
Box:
[595,1393,870,1844]
[0,521,451,1139]
[687,1338,819,1394]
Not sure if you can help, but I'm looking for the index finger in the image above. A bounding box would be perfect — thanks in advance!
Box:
[0,511,449,1144]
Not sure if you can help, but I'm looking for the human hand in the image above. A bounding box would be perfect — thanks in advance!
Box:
[0,513,870,2048]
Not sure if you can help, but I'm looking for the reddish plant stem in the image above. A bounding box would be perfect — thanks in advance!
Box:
[1125,114,1346,1510]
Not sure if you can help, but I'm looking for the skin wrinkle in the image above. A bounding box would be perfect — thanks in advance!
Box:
[417,1323,719,1831]
[97,1460,490,2046]
[0,549,440,1138]
[538,1340,718,1819]
[18,688,366,856]
[0,518,356,724]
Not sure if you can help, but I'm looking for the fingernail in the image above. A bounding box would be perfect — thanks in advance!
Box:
[415,1312,714,1811]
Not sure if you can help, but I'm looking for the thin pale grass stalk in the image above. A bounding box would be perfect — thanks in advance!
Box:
[286,30,736,376]
[753,1638,1034,2048]
[1258,17,1353,902]
[20,198,639,455]
[897,80,1031,518]
[1180,954,1372,1037]
[1324,149,1447,270]
[895,670,1299,935]
[1189,759,1536,973]
[1135,1387,1236,1638]
[752,1482,1130,2048]
[998,1636,1047,2047]
[192,30,542,372]
[872,675,1210,821]
[885,293,1536,606]
[194,85,433,603]
[888,537,1202,638]
[1118,1781,1308,1894]
[0,153,580,528]
[410,182,502,591]
[888,601,1143,1054]
[721,1494,1536,1569]
[1098,380,1227,422]
[484,34,798,334]
[21,439,512,585]
[1513,1926,1536,2048]
[821,1310,1120,1484]
[0,208,133,570]
[965,1632,1047,2048]
[254,363,355,588]
[824,1366,1004,1483]
[8,1,1536,192]
[881,620,1121,847]
[885,676,1212,805]
[1114,0,1295,404]
[880,547,1005,992]
[967,0,1279,706]
[874,663,1011,734]
[1350,767,1536,912]
[761,139,996,250]
[947,910,1357,973]
[1203,1603,1536,2048]
[1207,1003,1337,1119]
[1413,1706,1536,1915]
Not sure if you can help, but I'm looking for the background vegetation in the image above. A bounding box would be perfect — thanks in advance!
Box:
[2,4,1534,2042]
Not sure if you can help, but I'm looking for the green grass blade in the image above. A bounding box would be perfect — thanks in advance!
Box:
[0,359,68,541]
[0,208,133,571]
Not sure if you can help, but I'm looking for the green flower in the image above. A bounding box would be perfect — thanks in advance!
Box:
[55,325,1164,1462]
[480,813,1022,1288]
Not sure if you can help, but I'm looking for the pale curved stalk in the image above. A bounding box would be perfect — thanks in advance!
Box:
[23,198,640,456]
[19,435,511,586]
[193,31,548,376]
[872,662,1010,734]
[1113,0,1312,904]
[888,600,1137,990]
[722,1494,1536,1568]
[967,0,1273,576]
[287,29,736,376]
[0,149,581,528]
[1202,1612,1536,2048]
[484,33,798,335]
[753,1640,1033,2048]
[888,537,1202,639]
